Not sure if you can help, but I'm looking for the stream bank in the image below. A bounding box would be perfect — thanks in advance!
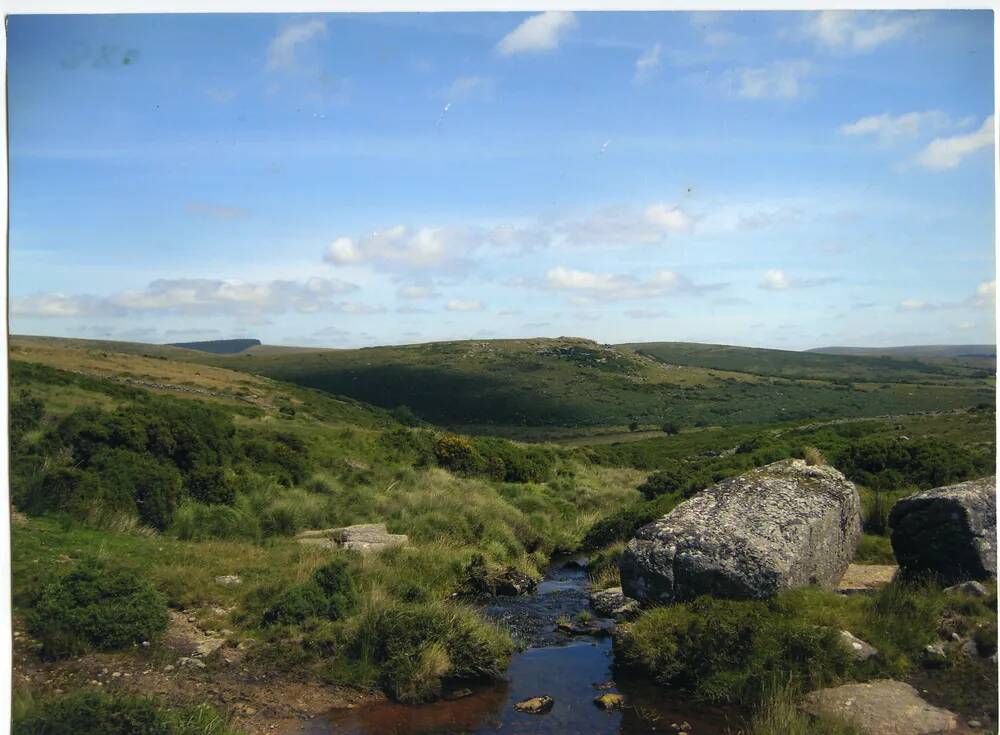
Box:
[293,557,740,734]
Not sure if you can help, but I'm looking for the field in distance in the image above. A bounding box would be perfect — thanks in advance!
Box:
[12,335,994,438]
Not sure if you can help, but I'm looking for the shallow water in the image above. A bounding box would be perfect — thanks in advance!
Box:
[298,559,742,735]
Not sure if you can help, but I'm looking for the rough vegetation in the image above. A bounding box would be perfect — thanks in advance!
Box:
[7,334,996,733]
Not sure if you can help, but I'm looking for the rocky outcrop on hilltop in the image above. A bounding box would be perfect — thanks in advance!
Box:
[620,459,862,604]
[889,476,996,583]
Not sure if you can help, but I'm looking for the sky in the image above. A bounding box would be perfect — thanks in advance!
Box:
[7,10,997,350]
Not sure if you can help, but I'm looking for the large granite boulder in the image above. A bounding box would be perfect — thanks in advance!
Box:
[889,476,996,583]
[620,459,861,604]
[296,523,408,554]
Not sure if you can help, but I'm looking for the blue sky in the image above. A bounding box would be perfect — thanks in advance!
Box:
[7,10,996,349]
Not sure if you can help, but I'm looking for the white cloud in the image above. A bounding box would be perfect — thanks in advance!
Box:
[11,293,123,318]
[334,301,386,315]
[728,61,812,100]
[12,277,359,319]
[760,269,792,291]
[899,299,932,311]
[759,269,836,291]
[974,280,996,307]
[805,11,918,52]
[496,11,576,56]
[445,299,484,312]
[955,321,975,331]
[559,203,692,247]
[625,309,667,319]
[916,116,994,171]
[397,285,439,300]
[634,42,662,83]
[543,266,706,302]
[267,19,326,72]
[839,110,949,145]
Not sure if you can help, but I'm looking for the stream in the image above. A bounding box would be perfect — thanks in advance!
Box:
[297,557,742,734]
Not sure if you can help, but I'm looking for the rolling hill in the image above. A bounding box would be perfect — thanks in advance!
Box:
[12,335,994,436]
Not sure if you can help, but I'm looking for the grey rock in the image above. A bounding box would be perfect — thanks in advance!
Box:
[214,575,242,588]
[589,587,641,620]
[889,476,996,583]
[296,523,408,554]
[960,638,980,659]
[514,696,554,714]
[621,460,861,604]
[839,630,878,661]
[802,680,958,734]
[944,580,989,597]
[922,642,948,668]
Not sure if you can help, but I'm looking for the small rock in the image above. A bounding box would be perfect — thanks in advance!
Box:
[960,639,980,659]
[178,657,206,669]
[215,575,243,588]
[969,720,982,729]
[594,693,625,711]
[944,581,989,597]
[444,688,472,700]
[840,630,878,661]
[163,665,175,672]
[111,672,121,678]
[514,696,554,714]
[923,642,949,668]
[594,681,616,690]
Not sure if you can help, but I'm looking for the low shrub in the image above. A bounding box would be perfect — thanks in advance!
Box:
[614,595,851,705]
[581,491,683,549]
[262,558,358,626]
[346,600,513,703]
[434,434,486,475]
[29,558,168,659]
[12,690,239,735]
[169,500,261,542]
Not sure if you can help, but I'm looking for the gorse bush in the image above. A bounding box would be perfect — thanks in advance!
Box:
[29,558,168,659]
[433,433,557,483]
[615,595,852,705]
[834,436,988,492]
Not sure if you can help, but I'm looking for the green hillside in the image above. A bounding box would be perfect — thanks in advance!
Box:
[13,335,994,436]
[621,341,993,383]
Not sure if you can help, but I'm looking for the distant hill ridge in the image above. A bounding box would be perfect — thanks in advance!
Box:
[167,338,261,354]
[810,345,995,359]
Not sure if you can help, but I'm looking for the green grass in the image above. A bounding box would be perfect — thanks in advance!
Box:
[16,334,991,435]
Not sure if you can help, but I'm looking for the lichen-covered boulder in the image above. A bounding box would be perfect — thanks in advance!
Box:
[889,476,996,583]
[620,459,861,604]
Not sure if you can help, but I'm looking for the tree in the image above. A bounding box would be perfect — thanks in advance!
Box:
[661,422,680,435]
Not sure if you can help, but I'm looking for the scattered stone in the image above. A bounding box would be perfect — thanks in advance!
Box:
[594,693,625,710]
[839,630,878,661]
[444,688,472,701]
[514,696,554,714]
[194,638,224,658]
[594,681,616,690]
[621,460,862,604]
[214,575,242,588]
[802,679,959,734]
[464,556,538,596]
[556,620,611,637]
[589,587,641,620]
[960,639,980,659]
[944,580,989,597]
[922,642,949,668]
[969,720,982,729]
[163,665,175,672]
[837,564,897,595]
[889,476,996,583]
[296,523,408,554]
[177,657,206,669]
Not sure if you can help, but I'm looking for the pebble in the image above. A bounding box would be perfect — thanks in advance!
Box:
[969,720,982,729]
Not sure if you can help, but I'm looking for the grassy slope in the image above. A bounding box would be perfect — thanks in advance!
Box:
[621,341,993,382]
[13,335,994,435]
